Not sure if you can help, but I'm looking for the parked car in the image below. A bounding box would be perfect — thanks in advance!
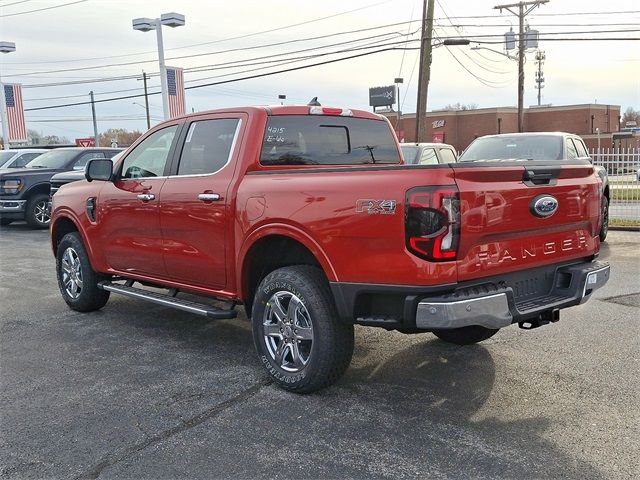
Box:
[0,149,47,169]
[50,105,608,393]
[459,132,610,241]
[0,147,121,228]
[400,142,457,165]
[49,152,124,198]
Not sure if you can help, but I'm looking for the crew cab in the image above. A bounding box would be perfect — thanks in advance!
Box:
[50,106,609,393]
[459,132,610,240]
[0,147,121,228]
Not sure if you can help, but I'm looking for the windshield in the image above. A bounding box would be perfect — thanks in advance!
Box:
[26,150,77,169]
[0,152,15,164]
[459,135,563,162]
[400,146,419,164]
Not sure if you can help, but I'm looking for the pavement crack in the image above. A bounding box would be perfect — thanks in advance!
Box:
[74,379,271,480]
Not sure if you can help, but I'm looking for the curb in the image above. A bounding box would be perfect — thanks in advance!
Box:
[609,226,640,232]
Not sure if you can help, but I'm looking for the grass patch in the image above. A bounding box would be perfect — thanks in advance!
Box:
[611,187,640,201]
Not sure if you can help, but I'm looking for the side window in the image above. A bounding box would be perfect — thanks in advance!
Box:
[74,152,105,170]
[14,153,41,167]
[418,148,438,165]
[121,125,179,179]
[439,148,457,163]
[566,138,578,160]
[177,119,240,176]
[574,138,589,158]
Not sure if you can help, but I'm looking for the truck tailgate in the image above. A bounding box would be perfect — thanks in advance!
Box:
[452,164,601,281]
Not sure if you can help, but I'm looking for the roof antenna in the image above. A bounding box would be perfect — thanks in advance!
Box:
[307,97,321,106]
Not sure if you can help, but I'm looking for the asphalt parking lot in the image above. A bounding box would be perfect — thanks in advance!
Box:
[1,224,638,479]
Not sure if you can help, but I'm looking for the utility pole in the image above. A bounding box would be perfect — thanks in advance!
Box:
[535,50,545,105]
[89,91,98,146]
[414,0,435,142]
[494,0,549,132]
[142,71,151,129]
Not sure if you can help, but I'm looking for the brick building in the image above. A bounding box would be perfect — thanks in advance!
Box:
[387,103,621,152]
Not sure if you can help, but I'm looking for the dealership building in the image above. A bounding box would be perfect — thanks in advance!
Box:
[384,103,624,152]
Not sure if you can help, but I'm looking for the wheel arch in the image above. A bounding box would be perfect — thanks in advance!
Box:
[239,227,336,316]
[51,214,80,257]
[23,182,52,199]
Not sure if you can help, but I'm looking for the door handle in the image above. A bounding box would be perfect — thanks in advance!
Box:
[137,193,155,202]
[198,193,221,202]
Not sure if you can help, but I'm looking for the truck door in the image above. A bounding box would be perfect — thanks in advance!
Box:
[97,124,181,277]
[159,114,245,290]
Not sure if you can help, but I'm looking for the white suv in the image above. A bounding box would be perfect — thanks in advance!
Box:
[0,149,47,169]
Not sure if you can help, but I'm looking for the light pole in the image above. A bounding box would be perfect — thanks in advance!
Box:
[132,13,185,121]
[0,41,16,150]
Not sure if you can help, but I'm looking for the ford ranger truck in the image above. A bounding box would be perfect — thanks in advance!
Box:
[49,105,610,393]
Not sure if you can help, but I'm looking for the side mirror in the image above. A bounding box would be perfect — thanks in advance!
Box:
[85,158,113,182]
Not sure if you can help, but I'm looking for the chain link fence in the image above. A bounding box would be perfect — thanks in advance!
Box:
[591,148,640,224]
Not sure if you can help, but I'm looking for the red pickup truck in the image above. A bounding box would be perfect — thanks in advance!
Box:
[50,105,609,393]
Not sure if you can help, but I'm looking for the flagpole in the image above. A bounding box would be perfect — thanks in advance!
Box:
[0,78,10,150]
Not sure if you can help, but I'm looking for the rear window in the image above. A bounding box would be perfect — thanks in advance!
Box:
[459,135,563,162]
[260,116,400,166]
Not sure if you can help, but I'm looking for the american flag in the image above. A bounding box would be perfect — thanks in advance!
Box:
[3,84,27,142]
[166,67,185,118]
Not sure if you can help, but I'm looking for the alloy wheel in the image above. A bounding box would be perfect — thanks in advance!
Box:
[262,291,313,372]
[61,247,83,299]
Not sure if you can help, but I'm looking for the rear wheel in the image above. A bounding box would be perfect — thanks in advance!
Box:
[599,196,609,242]
[56,232,110,312]
[251,265,354,393]
[25,193,51,229]
[432,325,499,345]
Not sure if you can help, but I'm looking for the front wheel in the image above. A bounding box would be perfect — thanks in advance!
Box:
[432,325,499,345]
[25,193,51,229]
[251,265,354,393]
[56,232,110,312]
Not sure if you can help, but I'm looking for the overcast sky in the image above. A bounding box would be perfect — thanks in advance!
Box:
[1,0,638,141]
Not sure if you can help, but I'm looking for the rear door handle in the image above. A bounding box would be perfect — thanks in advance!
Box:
[137,193,155,202]
[198,193,221,202]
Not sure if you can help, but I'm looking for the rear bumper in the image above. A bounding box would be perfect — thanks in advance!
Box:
[330,260,610,330]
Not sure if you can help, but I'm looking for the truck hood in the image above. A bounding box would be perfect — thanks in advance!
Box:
[0,167,62,178]
[50,170,85,183]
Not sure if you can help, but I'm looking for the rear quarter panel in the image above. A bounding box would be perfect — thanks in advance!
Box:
[236,166,459,286]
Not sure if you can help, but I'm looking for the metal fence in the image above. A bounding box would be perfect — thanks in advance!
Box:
[591,148,640,223]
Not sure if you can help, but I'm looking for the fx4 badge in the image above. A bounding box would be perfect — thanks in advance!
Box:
[356,199,397,215]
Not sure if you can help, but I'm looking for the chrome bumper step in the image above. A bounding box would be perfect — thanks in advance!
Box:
[98,282,237,319]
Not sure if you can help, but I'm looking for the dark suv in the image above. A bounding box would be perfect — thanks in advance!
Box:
[0,147,121,228]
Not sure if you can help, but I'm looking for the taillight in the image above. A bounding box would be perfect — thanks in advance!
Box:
[405,186,460,261]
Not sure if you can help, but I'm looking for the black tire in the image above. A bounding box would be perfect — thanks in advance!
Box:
[599,196,609,242]
[56,232,110,312]
[0,218,12,226]
[25,193,51,229]
[432,325,499,345]
[251,265,354,393]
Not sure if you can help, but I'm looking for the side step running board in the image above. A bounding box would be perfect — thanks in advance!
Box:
[98,282,237,319]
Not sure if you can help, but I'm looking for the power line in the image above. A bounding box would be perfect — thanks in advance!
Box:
[2,1,396,66]
[0,0,87,17]
[0,0,35,7]
[24,46,419,112]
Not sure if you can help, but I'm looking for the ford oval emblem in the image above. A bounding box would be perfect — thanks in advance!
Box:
[531,195,559,218]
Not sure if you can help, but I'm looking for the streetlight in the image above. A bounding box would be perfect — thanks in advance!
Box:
[132,12,185,121]
[0,41,16,150]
